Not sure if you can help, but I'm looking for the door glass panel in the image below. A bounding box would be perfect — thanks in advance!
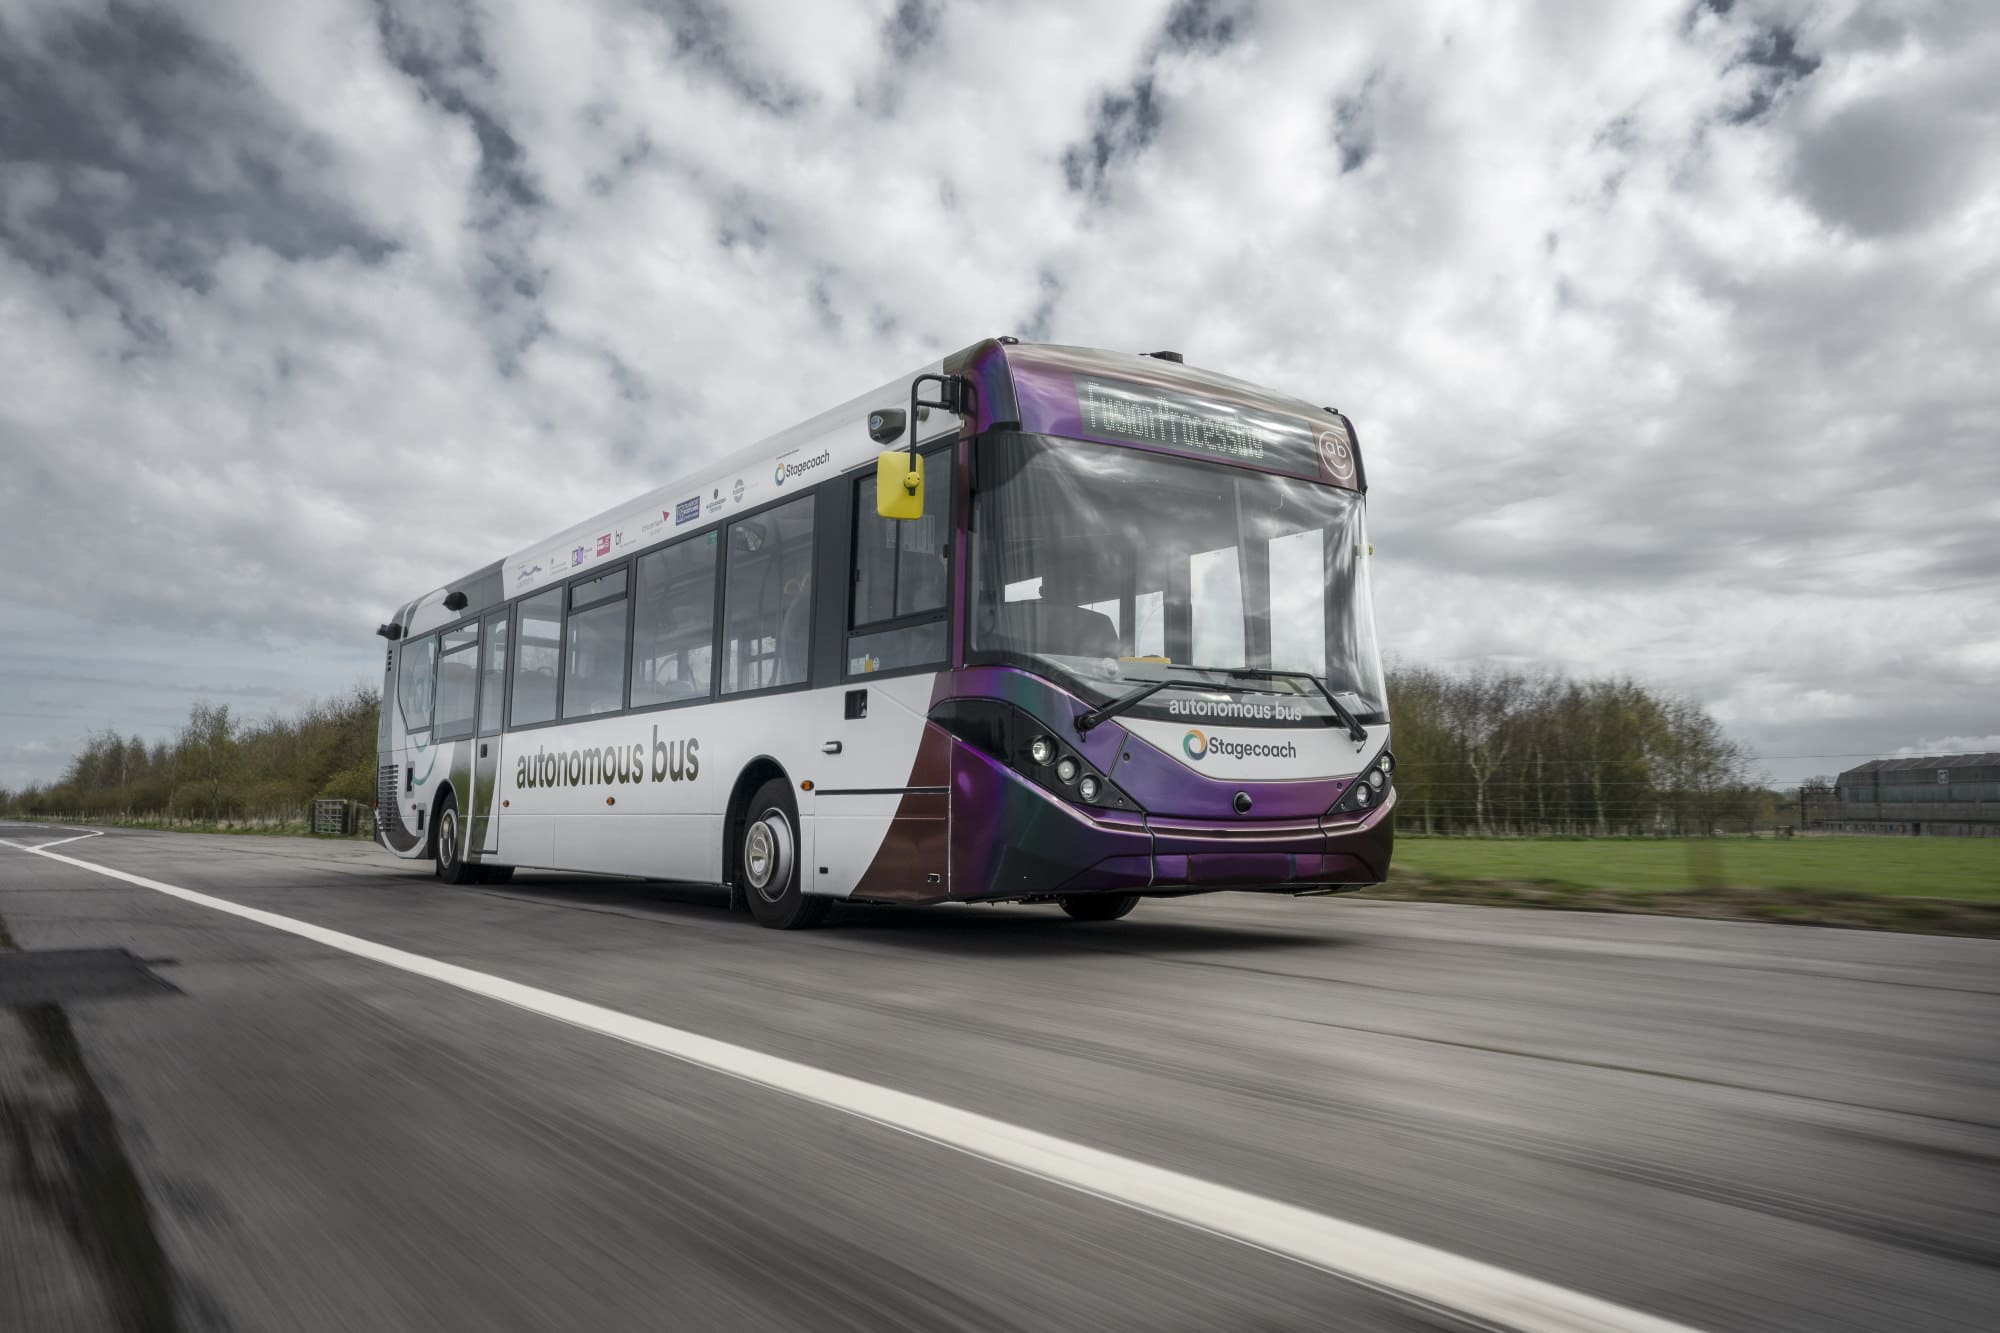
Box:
[511,590,561,726]
[478,615,508,735]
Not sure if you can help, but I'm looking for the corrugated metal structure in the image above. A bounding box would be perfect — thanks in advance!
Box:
[1821,753,2000,837]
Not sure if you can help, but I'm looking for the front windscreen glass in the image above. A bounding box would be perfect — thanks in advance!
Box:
[969,433,1385,726]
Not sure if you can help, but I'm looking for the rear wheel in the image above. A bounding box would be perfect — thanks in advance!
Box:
[433,795,478,885]
[1058,893,1139,922]
[738,778,827,930]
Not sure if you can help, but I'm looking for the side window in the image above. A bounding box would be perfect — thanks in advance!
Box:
[478,613,509,735]
[631,535,718,707]
[435,624,480,737]
[397,635,437,732]
[510,589,562,726]
[564,568,629,719]
[720,496,815,694]
[846,450,949,676]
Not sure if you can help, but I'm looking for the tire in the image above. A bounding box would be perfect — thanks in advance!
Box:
[1058,893,1139,922]
[738,778,828,930]
[433,795,479,885]
[478,865,515,885]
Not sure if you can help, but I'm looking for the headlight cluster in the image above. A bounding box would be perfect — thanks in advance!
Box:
[1329,750,1394,817]
[930,698,1139,812]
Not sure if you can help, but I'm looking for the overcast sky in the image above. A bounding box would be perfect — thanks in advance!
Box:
[2,0,1995,789]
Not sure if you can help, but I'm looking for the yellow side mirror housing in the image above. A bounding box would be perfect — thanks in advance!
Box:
[876,450,924,520]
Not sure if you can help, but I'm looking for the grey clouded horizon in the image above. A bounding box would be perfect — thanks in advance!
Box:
[1,0,1996,789]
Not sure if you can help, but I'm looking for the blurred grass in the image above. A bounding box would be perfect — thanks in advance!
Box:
[1389,835,2000,899]
[1369,835,2000,936]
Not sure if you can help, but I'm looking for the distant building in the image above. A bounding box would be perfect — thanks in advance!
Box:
[1818,753,2000,837]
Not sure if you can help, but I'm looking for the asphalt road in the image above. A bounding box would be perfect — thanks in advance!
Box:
[2,823,1996,1332]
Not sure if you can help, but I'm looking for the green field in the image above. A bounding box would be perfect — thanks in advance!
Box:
[1389,835,2000,900]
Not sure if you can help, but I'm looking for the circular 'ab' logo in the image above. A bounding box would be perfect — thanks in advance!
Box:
[1317,425,1355,482]
[1183,728,1208,760]
[773,462,786,485]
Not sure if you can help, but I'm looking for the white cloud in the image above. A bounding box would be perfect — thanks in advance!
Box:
[0,0,1995,788]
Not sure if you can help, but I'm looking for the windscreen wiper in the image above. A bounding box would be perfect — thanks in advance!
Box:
[1223,668,1370,744]
[1074,677,1210,734]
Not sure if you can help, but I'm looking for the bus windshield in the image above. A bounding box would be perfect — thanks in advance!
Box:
[969,432,1386,726]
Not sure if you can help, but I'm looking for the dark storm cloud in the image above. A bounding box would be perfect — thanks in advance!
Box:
[1060,0,1249,196]
[372,0,542,210]
[637,0,807,115]
[0,2,392,289]
[1791,92,1994,237]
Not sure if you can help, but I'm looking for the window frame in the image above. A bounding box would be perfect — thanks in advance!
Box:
[477,611,509,738]
[627,529,723,717]
[397,633,439,734]
[433,620,482,742]
[842,441,954,682]
[560,556,633,722]
[506,586,567,732]
[717,491,820,701]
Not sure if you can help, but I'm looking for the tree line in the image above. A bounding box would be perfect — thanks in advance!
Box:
[1,667,1766,835]
[1385,665,1767,835]
[0,689,379,825]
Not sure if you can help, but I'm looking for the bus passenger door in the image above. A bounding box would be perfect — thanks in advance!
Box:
[470,610,508,855]
[812,454,954,900]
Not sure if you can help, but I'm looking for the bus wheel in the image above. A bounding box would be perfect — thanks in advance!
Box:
[433,795,479,886]
[739,778,828,930]
[1058,893,1139,922]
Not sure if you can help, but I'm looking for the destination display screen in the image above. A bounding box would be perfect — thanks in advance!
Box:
[1073,374,1356,487]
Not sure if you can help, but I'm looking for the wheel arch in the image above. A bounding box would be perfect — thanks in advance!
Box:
[724,756,792,905]
[425,780,459,858]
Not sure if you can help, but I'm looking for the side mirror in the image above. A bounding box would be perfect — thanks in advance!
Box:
[875,450,924,520]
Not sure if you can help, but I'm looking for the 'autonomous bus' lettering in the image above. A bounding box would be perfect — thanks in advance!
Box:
[515,727,700,789]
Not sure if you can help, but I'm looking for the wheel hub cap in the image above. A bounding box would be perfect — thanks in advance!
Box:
[744,814,792,901]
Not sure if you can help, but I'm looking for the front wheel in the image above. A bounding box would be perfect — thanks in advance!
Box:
[738,779,828,930]
[433,795,478,885]
[1058,893,1139,922]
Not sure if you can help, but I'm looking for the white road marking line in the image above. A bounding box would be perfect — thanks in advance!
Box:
[5,841,1701,1333]
[31,830,106,850]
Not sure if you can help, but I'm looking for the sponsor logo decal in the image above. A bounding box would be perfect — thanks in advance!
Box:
[596,533,612,556]
[774,449,831,487]
[1183,729,1300,763]
[571,546,587,566]
[1317,423,1355,482]
[732,477,745,502]
[514,727,701,790]
[514,563,542,584]
[674,496,700,525]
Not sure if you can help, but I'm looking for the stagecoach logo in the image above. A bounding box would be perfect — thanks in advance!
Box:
[774,449,831,486]
[1182,728,1300,763]
[1317,423,1355,483]
[514,726,701,790]
[732,477,746,502]
[673,496,700,525]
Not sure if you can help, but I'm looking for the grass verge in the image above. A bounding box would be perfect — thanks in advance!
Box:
[1367,835,2000,936]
